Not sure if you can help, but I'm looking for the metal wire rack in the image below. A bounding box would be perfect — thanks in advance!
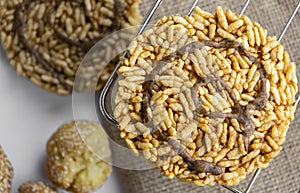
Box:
[96,0,300,192]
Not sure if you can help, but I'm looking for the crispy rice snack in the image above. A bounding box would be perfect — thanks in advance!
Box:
[46,120,112,193]
[18,181,57,193]
[0,146,13,193]
[0,0,142,95]
[113,6,298,186]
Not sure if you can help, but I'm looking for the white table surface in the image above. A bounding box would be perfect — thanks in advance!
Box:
[0,46,123,193]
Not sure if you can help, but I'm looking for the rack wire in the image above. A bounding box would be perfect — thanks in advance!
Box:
[96,0,300,192]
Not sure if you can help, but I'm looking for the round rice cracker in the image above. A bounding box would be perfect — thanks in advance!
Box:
[113,6,298,186]
[0,0,142,95]
[0,146,13,193]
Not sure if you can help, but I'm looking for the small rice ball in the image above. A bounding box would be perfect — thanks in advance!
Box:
[18,181,57,193]
[0,146,13,193]
[46,120,112,193]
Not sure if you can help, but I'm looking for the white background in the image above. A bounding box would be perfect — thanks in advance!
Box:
[0,46,123,192]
